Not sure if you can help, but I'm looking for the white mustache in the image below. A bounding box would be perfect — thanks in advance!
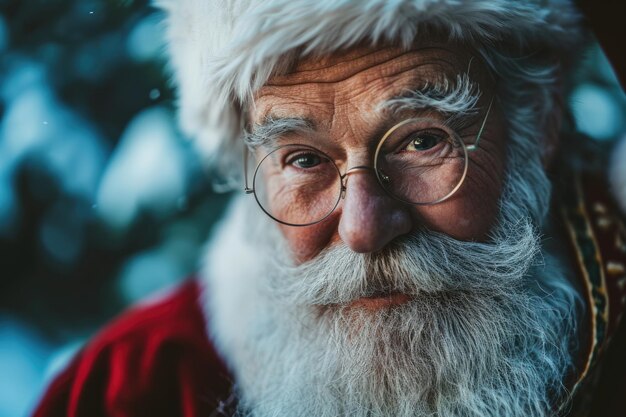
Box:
[269,218,540,306]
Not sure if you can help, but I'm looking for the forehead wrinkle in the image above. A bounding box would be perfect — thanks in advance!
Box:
[328,62,464,121]
[251,44,483,149]
[256,48,472,122]
[266,49,386,86]
[266,45,466,87]
[253,92,332,124]
[246,116,317,149]
[265,60,460,116]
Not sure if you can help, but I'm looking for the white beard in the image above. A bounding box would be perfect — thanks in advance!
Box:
[202,135,581,417]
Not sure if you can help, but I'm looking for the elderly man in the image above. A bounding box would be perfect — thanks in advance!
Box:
[34,1,626,417]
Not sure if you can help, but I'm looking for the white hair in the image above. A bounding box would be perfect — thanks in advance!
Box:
[377,72,481,117]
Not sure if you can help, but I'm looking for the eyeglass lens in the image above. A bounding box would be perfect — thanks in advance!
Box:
[252,144,343,226]
[375,117,468,205]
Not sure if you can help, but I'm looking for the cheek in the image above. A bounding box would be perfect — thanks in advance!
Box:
[416,136,507,241]
[416,181,502,241]
[279,217,338,263]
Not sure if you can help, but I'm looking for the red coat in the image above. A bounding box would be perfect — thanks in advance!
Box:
[31,280,236,417]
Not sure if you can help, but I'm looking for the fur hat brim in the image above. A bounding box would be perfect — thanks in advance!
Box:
[156,0,581,160]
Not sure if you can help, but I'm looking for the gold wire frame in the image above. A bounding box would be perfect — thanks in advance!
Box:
[247,144,344,227]
[243,96,494,227]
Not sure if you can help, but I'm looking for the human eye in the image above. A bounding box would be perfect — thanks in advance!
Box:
[285,150,329,169]
[403,129,448,152]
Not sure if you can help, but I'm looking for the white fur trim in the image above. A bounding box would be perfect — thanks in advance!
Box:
[198,195,264,372]
[155,0,581,160]
[610,134,626,214]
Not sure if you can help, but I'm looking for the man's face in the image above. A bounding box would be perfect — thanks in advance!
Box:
[219,43,577,417]
[250,43,507,265]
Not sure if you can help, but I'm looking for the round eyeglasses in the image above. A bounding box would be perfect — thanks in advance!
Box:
[244,97,493,227]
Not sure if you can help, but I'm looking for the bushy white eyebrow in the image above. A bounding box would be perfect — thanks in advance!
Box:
[377,73,481,117]
[245,117,315,149]
[246,74,481,148]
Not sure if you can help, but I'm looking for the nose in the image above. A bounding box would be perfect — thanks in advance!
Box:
[338,167,412,253]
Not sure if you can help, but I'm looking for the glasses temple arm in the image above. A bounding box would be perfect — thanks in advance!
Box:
[243,146,254,194]
[466,95,494,152]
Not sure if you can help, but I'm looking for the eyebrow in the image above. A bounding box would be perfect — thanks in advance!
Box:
[245,116,315,149]
[246,73,482,148]
[377,73,481,118]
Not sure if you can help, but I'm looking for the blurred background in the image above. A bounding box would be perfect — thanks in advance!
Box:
[0,1,624,416]
[0,1,231,415]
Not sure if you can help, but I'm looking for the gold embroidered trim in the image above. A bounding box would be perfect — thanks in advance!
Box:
[560,175,610,396]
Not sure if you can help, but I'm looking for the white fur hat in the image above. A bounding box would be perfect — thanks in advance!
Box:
[155,0,581,167]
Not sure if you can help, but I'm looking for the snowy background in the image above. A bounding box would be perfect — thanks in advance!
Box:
[0,1,624,417]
